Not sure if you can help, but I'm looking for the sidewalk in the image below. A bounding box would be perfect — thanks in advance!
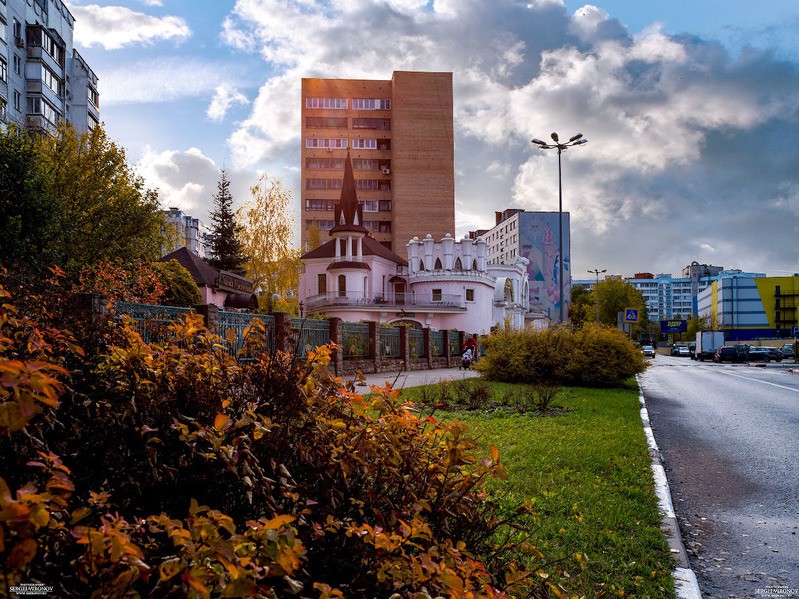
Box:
[355,365,481,390]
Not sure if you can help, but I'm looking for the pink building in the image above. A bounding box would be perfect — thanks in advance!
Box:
[299,152,540,333]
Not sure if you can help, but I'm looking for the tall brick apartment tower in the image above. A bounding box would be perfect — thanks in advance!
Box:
[300,71,455,252]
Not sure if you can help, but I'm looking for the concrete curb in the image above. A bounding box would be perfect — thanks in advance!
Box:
[637,376,703,599]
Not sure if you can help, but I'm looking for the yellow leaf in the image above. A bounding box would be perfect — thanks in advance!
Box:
[490,444,499,462]
[70,507,92,525]
[213,413,231,431]
[159,557,183,581]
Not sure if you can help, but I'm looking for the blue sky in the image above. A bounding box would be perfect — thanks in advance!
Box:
[67,0,799,278]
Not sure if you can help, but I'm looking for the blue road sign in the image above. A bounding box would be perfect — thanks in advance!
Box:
[793,325,799,336]
[625,308,639,323]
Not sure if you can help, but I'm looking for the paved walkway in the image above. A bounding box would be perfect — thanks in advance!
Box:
[356,365,481,390]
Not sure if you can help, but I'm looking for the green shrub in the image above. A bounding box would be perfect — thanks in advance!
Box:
[476,323,647,387]
[153,259,202,306]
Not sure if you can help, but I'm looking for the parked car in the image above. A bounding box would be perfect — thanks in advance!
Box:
[678,346,691,357]
[670,345,684,356]
[714,346,740,363]
[781,343,796,359]
[641,345,656,358]
[748,347,784,363]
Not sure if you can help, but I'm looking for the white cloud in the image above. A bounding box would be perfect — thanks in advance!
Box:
[137,147,218,214]
[207,84,250,122]
[99,58,231,105]
[71,4,191,50]
[99,0,799,275]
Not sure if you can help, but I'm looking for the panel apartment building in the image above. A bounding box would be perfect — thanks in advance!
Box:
[1,0,99,133]
[300,72,455,253]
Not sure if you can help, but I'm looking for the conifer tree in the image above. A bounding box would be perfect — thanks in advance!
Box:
[207,169,247,275]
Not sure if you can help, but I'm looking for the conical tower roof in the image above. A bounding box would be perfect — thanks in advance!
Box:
[330,150,368,235]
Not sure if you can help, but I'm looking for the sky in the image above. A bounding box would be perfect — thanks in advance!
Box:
[66,0,799,279]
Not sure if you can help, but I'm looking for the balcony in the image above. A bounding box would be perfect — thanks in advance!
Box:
[305,291,465,311]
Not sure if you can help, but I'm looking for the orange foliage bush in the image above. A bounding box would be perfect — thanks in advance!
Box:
[0,275,542,598]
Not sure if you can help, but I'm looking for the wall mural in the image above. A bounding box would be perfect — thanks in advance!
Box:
[518,213,570,322]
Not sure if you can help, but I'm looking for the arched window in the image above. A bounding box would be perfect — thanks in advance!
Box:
[338,274,347,298]
[419,259,425,271]
[434,257,443,270]
[454,257,463,270]
[363,275,369,298]
[472,259,478,271]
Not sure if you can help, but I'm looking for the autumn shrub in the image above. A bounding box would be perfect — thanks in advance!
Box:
[476,323,647,387]
[1,276,542,598]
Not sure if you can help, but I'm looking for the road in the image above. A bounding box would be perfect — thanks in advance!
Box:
[639,354,799,598]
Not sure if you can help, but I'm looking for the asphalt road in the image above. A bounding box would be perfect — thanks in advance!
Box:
[639,354,799,598]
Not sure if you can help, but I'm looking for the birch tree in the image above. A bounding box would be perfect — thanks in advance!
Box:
[237,173,301,312]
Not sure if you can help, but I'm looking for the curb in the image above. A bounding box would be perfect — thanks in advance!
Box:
[637,376,703,599]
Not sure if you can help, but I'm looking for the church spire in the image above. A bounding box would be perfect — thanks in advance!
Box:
[331,149,367,235]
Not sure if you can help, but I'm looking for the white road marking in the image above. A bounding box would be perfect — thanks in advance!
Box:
[719,370,799,393]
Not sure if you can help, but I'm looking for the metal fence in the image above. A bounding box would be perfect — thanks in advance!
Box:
[431,330,445,357]
[219,311,275,357]
[114,302,194,344]
[289,318,331,357]
[342,322,370,359]
[449,330,461,356]
[380,327,401,357]
[409,329,425,358]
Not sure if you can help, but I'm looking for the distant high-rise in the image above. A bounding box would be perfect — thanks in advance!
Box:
[1,0,99,133]
[300,72,455,252]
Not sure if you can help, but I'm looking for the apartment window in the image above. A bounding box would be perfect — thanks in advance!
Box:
[362,200,379,212]
[352,98,391,110]
[0,58,6,83]
[352,118,390,130]
[305,116,347,129]
[306,199,337,211]
[0,98,6,119]
[432,289,443,302]
[378,200,392,211]
[306,157,344,169]
[466,289,475,302]
[305,97,347,109]
[307,219,334,230]
[306,178,342,190]
[317,274,327,294]
[353,158,379,170]
[88,113,99,131]
[88,86,99,108]
[351,138,377,150]
[305,138,347,149]
[13,90,20,112]
[12,18,21,43]
[27,96,59,125]
[356,179,390,191]
[42,64,64,97]
[0,16,5,44]
[13,54,20,75]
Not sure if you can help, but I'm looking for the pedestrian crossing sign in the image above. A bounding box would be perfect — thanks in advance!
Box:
[624,308,639,323]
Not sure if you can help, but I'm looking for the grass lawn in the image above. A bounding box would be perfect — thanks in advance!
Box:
[401,380,676,597]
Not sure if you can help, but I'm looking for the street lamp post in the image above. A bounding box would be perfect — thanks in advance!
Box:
[588,268,606,323]
[532,132,588,323]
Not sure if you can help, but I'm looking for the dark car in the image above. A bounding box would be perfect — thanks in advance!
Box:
[671,345,685,356]
[748,347,784,363]
[714,346,740,363]
[781,344,796,359]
